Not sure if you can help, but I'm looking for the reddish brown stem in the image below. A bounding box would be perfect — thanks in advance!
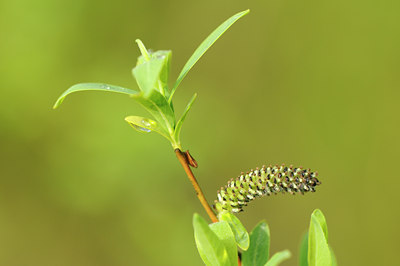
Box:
[175,149,218,223]
[175,149,242,265]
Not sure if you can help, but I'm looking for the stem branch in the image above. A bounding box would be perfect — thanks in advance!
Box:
[175,149,218,223]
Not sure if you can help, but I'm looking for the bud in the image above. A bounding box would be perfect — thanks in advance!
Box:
[214,165,321,213]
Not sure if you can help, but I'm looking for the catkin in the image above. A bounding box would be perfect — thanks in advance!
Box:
[214,165,321,213]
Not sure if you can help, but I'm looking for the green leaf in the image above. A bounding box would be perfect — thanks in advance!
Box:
[308,209,332,266]
[311,209,328,241]
[219,212,249,251]
[299,233,308,266]
[193,213,231,266]
[132,90,175,134]
[265,250,291,266]
[132,57,165,97]
[53,83,137,109]
[330,246,337,266]
[210,221,238,266]
[173,93,197,143]
[152,50,172,98]
[242,221,270,266]
[124,116,171,141]
[134,40,172,97]
[169,9,250,101]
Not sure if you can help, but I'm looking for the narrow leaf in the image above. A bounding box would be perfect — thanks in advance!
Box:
[193,213,231,266]
[173,93,197,142]
[299,232,308,266]
[169,9,250,101]
[210,221,238,266]
[265,250,291,266]
[124,116,171,141]
[242,221,270,266]
[308,210,332,266]
[53,83,137,109]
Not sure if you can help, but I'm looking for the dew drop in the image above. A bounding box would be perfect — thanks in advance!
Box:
[130,123,151,133]
[141,119,152,127]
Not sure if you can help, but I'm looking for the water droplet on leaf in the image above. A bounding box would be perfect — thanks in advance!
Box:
[141,119,152,127]
[130,123,151,133]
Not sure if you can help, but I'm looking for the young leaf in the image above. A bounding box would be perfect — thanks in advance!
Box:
[131,90,175,134]
[173,93,197,143]
[299,233,308,266]
[219,212,249,251]
[151,50,172,98]
[242,221,270,266]
[265,250,291,266]
[308,210,332,266]
[193,213,231,266]
[53,83,137,109]
[209,221,238,266]
[134,40,172,97]
[169,9,250,101]
[311,209,328,241]
[124,116,171,141]
[132,57,165,97]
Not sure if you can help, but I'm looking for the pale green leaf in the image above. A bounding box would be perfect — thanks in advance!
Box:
[134,40,172,97]
[210,221,238,266]
[219,212,249,251]
[53,83,137,109]
[173,93,197,142]
[169,9,250,101]
[242,221,270,266]
[311,209,328,241]
[308,210,332,266]
[132,57,165,96]
[124,116,171,141]
[265,250,291,266]
[193,213,231,266]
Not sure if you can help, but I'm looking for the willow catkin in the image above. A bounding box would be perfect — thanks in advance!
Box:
[214,165,321,213]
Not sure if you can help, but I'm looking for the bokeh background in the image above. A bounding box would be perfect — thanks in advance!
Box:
[1,0,399,265]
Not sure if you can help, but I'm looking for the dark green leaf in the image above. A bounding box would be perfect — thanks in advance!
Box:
[308,210,331,266]
[169,9,250,101]
[193,213,231,266]
[299,232,308,266]
[210,221,238,266]
[53,83,137,109]
[242,221,270,266]
[265,250,291,266]
[173,93,197,142]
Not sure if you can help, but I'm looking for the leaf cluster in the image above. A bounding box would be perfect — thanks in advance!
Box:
[193,209,336,266]
[53,10,250,150]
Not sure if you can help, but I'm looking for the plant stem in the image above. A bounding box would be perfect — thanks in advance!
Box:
[175,149,218,223]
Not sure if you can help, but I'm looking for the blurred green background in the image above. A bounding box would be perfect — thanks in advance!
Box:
[1,0,399,265]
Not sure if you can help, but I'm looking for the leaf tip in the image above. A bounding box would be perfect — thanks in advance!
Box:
[52,98,63,109]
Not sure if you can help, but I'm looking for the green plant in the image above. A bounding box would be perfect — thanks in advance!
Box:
[54,10,336,266]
